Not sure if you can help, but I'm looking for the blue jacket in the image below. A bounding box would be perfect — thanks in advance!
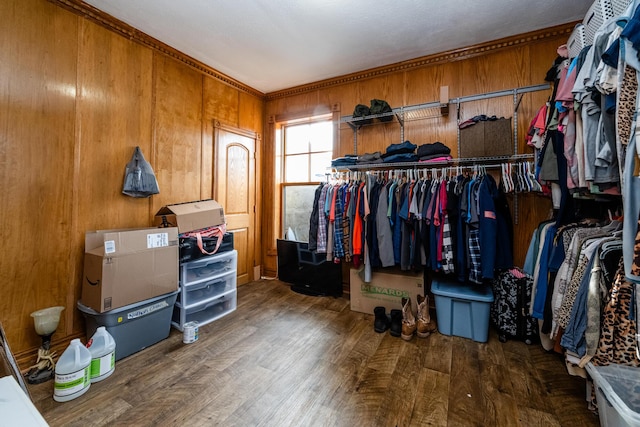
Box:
[477,174,498,280]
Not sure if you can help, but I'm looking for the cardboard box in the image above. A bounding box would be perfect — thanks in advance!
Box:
[153,199,225,233]
[459,118,512,158]
[82,227,179,313]
[350,269,424,314]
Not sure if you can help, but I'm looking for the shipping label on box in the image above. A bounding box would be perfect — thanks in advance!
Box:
[350,269,424,314]
[81,227,179,313]
[153,199,225,233]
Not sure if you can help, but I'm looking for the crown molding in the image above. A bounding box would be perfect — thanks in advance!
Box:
[47,1,576,103]
[265,22,576,100]
[49,0,265,99]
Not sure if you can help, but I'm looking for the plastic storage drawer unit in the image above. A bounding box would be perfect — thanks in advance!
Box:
[431,279,494,342]
[77,290,178,361]
[586,363,640,427]
[181,249,237,285]
[172,289,236,330]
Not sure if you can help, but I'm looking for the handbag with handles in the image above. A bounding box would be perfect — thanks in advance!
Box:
[178,225,234,263]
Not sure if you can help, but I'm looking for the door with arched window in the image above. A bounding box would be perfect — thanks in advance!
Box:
[213,121,257,285]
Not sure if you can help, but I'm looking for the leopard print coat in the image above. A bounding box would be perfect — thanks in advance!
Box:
[588,258,640,411]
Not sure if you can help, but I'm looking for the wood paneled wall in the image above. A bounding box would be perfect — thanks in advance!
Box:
[2,0,575,368]
[262,25,575,277]
[0,0,264,366]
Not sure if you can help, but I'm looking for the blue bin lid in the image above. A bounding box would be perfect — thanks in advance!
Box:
[431,279,494,302]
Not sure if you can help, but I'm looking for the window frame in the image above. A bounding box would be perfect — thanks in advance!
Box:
[278,113,335,241]
[281,114,334,184]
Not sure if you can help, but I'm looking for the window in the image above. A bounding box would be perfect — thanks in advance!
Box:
[283,119,333,183]
[280,116,333,242]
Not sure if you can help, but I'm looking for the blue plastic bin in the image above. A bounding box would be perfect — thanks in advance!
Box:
[431,279,494,342]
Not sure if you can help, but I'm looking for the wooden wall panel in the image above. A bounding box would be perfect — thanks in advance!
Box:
[204,78,239,127]
[403,63,458,154]
[0,0,78,351]
[71,19,155,339]
[352,74,405,155]
[1,0,264,364]
[151,54,204,214]
[273,92,320,120]
[75,20,153,232]
[239,91,264,132]
[336,80,358,155]
[264,31,571,272]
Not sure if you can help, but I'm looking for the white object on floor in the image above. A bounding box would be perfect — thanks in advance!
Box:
[0,375,49,426]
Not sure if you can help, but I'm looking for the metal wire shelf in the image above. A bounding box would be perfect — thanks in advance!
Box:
[331,153,535,171]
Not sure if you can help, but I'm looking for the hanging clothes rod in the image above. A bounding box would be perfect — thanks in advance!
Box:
[332,153,535,171]
[334,163,525,175]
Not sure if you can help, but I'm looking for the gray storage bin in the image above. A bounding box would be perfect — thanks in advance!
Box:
[77,290,178,361]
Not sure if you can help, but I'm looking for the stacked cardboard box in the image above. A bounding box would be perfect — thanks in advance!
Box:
[81,227,180,313]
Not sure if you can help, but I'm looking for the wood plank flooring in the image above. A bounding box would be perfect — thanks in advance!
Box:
[29,279,600,427]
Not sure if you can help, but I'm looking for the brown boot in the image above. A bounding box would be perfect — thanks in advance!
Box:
[416,294,437,338]
[401,297,416,341]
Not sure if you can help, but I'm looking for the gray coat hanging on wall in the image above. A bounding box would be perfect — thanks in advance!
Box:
[122,146,160,198]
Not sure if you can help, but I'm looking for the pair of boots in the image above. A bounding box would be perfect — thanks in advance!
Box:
[374,295,436,341]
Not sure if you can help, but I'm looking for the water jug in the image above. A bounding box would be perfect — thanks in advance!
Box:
[53,339,91,402]
[86,326,116,383]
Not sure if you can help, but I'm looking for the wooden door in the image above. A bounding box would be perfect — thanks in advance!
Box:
[214,122,256,285]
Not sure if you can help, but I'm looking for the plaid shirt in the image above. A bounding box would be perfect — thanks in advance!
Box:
[441,215,455,274]
[316,184,330,253]
[468,228,482,284]
[333,184,345,259]
[342,185,351,262]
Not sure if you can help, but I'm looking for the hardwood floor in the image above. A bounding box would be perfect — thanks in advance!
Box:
[29,279,600,427]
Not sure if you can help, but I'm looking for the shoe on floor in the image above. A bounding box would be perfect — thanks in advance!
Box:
[416,294,437,338]
[389,309,402,337]
[373,306,390,333]
[401,297,416,341]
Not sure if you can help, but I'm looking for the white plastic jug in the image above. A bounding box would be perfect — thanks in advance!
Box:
[54,339,91,402]
[86,327,116,383]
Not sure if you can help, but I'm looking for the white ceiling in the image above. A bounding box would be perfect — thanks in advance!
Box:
[82,0,592,94]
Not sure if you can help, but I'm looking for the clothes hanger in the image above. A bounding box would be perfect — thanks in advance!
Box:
[500,163,509,193]
[524,163,533,192]
[510,163,516,192]
[518,163,528,192]
[526,161,542,192]
[517,163,526,193]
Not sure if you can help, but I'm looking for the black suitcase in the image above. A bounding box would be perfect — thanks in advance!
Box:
[490,269,538,344]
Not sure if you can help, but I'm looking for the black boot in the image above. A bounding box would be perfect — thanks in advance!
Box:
[374,306,390,333]
[389,309,402,337]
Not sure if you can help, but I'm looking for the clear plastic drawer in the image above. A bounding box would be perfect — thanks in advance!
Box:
[171,289,236,331]
[178,270,236,307]
[181,249,237,285]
